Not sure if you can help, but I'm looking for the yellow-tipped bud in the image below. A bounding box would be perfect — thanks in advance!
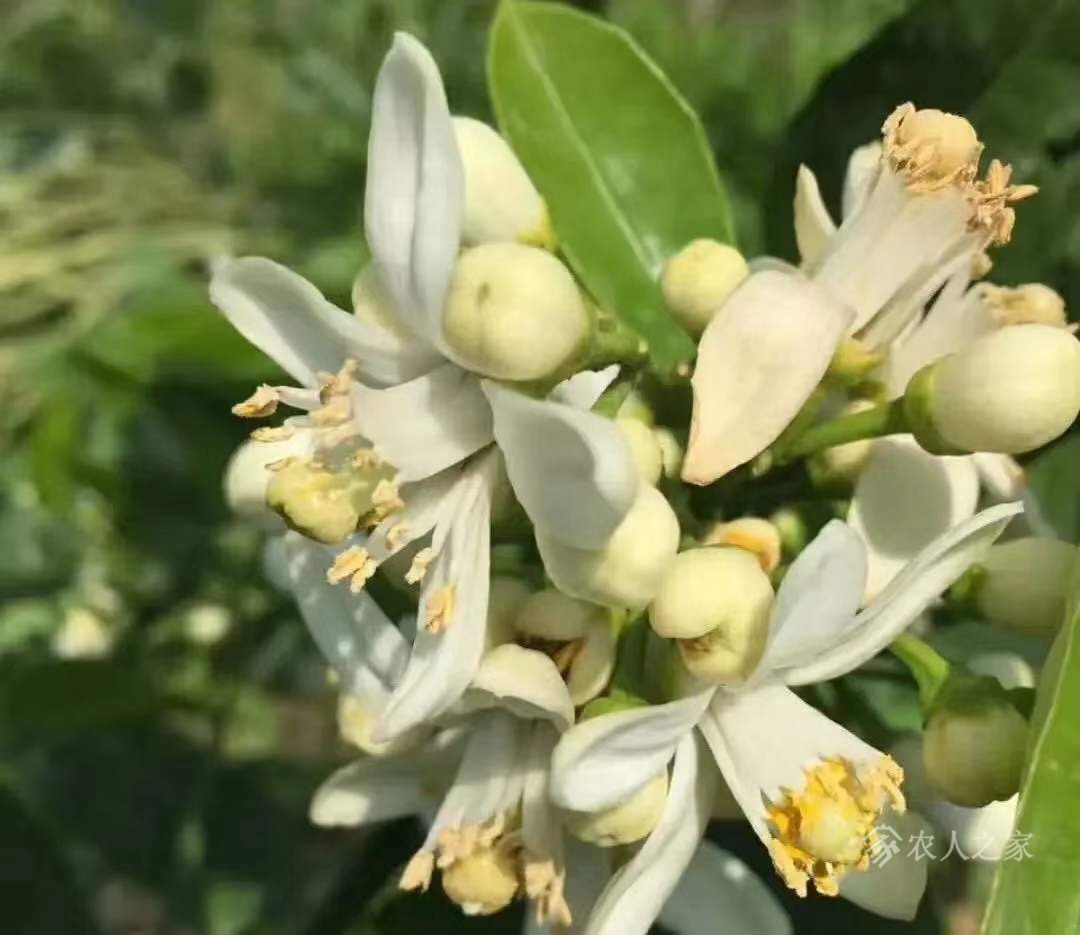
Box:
[982,283,1068,329]
[616,417,663,486]
[442,244,588,381]
[537,485,680,611]
[976,537,1076,635]
[703,516,782,574]
[564,771,668,847]
[441,845,520,916]
[660,239,749,335]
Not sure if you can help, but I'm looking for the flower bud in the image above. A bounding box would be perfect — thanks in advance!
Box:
[616,418,662,485]
[904,325,1080,455]
[440,845,520,916]
[536,485,680,611]
[703,517,782,574]
[975,537,1076,635]
[53,607,113,659]
[564,771,668,847]
[923,692,1028,808]
[265,458,393,545]
[515,588,600,642]
[982,283,1068,328]
[452,116,555,250]
[652,427,684,480]
[442,243,589,381]
[660,239,749,335]
[487,576,533,650]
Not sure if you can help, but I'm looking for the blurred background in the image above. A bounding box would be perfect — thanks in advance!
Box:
[1,0,1077,932]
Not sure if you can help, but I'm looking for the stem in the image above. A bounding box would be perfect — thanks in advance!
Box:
[779,398,909,463]
[586,305,647,370]
[610,613,648,697]
[890,633,951,713]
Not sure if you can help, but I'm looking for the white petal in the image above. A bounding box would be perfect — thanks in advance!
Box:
[783,502,1022,685]
[363,466,459,564]
[352,364,493,481]
[929,795,1018,861]
[973,452,1026,501]
[848,436,980,601]
[701,684,884,846]
[683,270,854,484]
[210,257,409,388]
[465,644,575,731]
[583,735,715,935]
[374,453,497,739]
[794,165,836,268]
[758,520,866,676]
[484,381,638,550]
[841,141,882,219]
[567,623,617,707]
[521,725,564,864]
[364,33,462,347]
[282,533,408,708]
[549,691,713,811]
[658,841,792,935]
[223,429,313,527]
[549,366,621,410]
[839,807,929,919]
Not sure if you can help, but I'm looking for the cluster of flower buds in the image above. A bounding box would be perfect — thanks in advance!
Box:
[210,32,1075,935]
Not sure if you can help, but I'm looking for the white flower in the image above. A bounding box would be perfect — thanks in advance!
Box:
[212,34,638,741]
[548,503,1018,933]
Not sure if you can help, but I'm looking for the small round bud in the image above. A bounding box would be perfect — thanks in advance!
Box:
[652,427,684,480]
[53,608,113,659]
[616,418,663,485]
[616,389,654,426]
[923,698,1028,808]
[442,244,588,381]
[564,771,668,847]
[982,283,1068,329]
[905,325,1080,455]
[660,239,749,335]
[976,537,1076,635]
[453,116,554,250]
[487,576,533,650]
[769,507,808,557]
[536,485,680,611]
[515,588,600,642]
[703,517,782,574]
[440,845,520,916]
[893,107,980,182]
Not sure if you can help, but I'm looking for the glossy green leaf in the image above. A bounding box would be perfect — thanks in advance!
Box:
[488,1,733,376]
[982,555,1080,934]
[1028,433,1080,543]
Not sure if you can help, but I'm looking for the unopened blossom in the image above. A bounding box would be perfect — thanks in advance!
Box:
[214,34,637,741]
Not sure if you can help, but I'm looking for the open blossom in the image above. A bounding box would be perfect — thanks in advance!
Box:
[684,104,1037,484]
[214,34,637,741]
[549,503,1018,933]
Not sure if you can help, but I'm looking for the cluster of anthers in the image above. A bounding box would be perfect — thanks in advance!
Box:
[767,756,905,897]
[883,102,1037,244]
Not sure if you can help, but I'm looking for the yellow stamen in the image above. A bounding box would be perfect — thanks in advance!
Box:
[352,448,382,470]
[250,425,295,442]
[400,851,435,892]
[318,358,359,402]
[766,756,904,898]
[425,585,456,633]
[326,546,377,592]
[310,395,351,427]
[969,159,1038,245]
[524,859,572,927]
[372,478,405,520]
[405,547,435,585]
[232,384,279,418]
[386,523,409,551]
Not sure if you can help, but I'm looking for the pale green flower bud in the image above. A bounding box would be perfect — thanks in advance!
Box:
[905,325,1080,454]
[564,771,668,847]
[440,845,520,916]
[442,243,589,381]
[616,417,662,486]
[982,283,1068,328]
[616,389,654,426]
[487,576,533,650]
[976,537,1076,635]
[660,239,749,335]
[649,547,774,684]
[536,485,680,611]
[703,517,782,574]
[923,692,1028,808]
[652,427,684,480]
[515,588,599,642]
[452,116,555,250]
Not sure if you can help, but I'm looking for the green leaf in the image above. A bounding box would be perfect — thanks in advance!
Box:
[1027,433,1080,543]
[487,1,733,376]
[982,553,1080,934]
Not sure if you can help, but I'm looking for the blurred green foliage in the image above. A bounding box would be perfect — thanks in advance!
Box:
[1,1,1077,933]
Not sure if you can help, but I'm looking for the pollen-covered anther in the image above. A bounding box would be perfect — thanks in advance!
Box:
[882,103,982,192]
[318,358,359,403]
[385,522,409,551]
[981,283,1067,328]
[232,384,280,418]
[704,517,782,574]
[524,858,572,927]
[968,159,1038,245]
[326,546,377,592]
[765,756,905,898]
[250,425,296,442]
[309,394,352,428]
[371,478,405,520]
[425,585,456,633]
[440,838,521,917]
[405,547,435,585]
[351,448,382,470]
[399,851,435,892]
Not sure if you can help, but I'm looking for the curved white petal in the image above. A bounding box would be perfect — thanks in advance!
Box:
[352,364,493,481]
[758,519,866,676]
[784,502,1022,685]
[658,840,792,935]
[973,452,1027,501]
[364,32,462,348]
[464,645,575,731]
[210,257,412,388]
[794,165,836,268]
[521,725,564,864]
[223,428,313,527]
[929,795,1018,861]
[683,270,854,484]
[282,532,408,709]
[484,381,637,550]
[841,141,882,220]
[848,436,980,601]
[549,691,713,812]
[839,807,929,919]
[375,453,497,739]
[549,366,621,410]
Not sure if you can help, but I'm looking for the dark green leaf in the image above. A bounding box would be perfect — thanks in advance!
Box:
[1027,433,1080,543]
